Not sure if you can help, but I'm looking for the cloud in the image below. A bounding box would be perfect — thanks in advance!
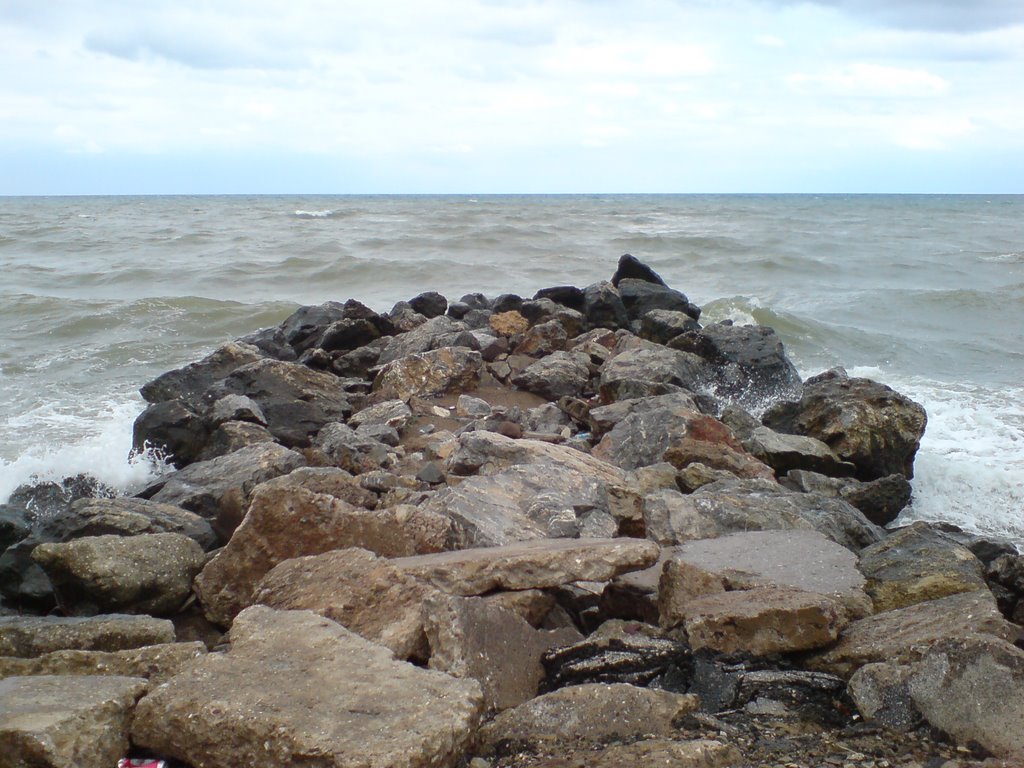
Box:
[788,63,949,96]
[763,0,1024,32]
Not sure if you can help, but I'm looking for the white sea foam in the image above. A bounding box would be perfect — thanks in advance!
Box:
[292,209,335,219]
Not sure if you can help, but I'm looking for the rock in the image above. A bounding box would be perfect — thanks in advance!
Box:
[681,586,847,655]
[514,319,569,356]
[208,393,266,426]
[132,399,209,467]
[197,419,276,460]
[208,358,354,447]
[618,278,702,323]
[483,590,560,628]
[0,506,30,553]
[423,595,582,712]
[373,347,482,400]
[534,285,586,312]
[456,394,492,418]
[131,606,484,768]
[237,323,295,361]
[663,435,776,481]
[848,662,922,731]
[32,533,205,617]
[312,422,394,473]
[489,310,530,337]
[348,398,413,430]
[591,400,708,470]
[640,308,700,344]
[149,442,307,519]
[535,738,742,768]
[611,253,669,288]
[389,300,428,332]
[0,614,175,657]
[807,590,1019,678]
[378,315,466,364]
[493,293,524,313]
[598,345,709,403]
[0,641,206,685]
[780,469,913,527]
[194,483,448,625]
[409,290,448,318]
[857,522,989,612]
[315,317,382,352]
[140,341,264,408]
[762,369,927,480]
[909,635,1024,759]
[741,425,856,477]
[0,675,147,768]
[277,301,348,353]
[526,403,572,435]
[583,281,630,330]
[588,391,700,437]
[475,682,699,756]
[659,530,871,628]
[511,351,591,401]
[330,341,384,378]
[252,548,441,661]
[643,480,884,553]
[257,467,378,511]
[392,537,659,596]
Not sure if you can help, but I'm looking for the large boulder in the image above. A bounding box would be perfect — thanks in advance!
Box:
[582,281,630,330]
[780,469,912,527]
[617,278,701,323]
[0,614,175,658]
[762,369,927,481]
[0,642,206,685]
[131,606,485,768]
[598,346,709,403]
[587,391,700,438]
[0,675,147,768]
[377,315,466,365]
[373,347,482,400]
[740,425,856,478]
[132,399,209,467]
[610,253,669,288]
[511,351,591,401]
[140,341,264,409]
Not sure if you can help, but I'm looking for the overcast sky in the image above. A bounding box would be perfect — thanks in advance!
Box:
[2,0,1022,194]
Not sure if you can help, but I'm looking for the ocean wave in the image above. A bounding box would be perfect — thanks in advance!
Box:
[291,209,354,219]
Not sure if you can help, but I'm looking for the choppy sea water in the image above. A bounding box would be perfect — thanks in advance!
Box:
[1,194,1022,542]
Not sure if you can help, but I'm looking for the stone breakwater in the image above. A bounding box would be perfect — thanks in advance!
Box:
[1,254,1023,768]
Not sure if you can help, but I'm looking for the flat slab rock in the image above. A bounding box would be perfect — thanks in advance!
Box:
[0,641,207,685]
[493,738,742,768]
[392,537,660,596]
[0,614,175,658]
[0,674,147,768]
[131,606,484,768]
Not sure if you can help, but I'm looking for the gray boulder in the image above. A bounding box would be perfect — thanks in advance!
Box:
[139,341,264,409]
[377,315,466,365]
[780,469,912,526]
[598,345,709,403]
[511,351,591,400]
[373,347,482,400]
[618,278,701,323]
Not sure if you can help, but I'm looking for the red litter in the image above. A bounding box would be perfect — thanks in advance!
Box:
[118,760,167,768]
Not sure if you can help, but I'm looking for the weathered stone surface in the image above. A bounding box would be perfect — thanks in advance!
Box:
[514,319,569,357]
[393,538,659,596]
[643,480,884,553]
[0,614,175,658]
[780,469,913,527]
[476,682,699,756]
[277,301,348,353]
[373,347,482,400]
[664,436,776,481]
[611,253,669,288]
[348,398,413,430]
[378,315,466,364]
[848,662,922,731]
[762,370,927,480]
[409,290,448,318]
[587,391,699,438]
[315,317,382,352]
[742,425,856,477]
[489,310,530,337]
[540,739,742,768]
[639,308,700,344]
[197,419,276,461]
[140,341,264,408]
[618,278,701,323]
[208,358,355,447]
[807,590,1018,678]
[0,642,206,685]
[423,595,582,712]
[195,484,449,625]
[132,399,209,467]
[909,637,1024,760]
[0,674,147,768]
[599,346,709,402]
[32,533,205,616]
[252,548,441,661]
[681,586,847,655]
[131,606,485,768]
[593,403,729,472]
[312,422,395,473]
[858,523,988,613]
[149,442,306,519]
[511,351,590,400]
[208,393,266,426]
[659,530,870,627]
[583,281,630,330]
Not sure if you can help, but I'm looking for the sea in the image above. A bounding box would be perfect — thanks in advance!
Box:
[1,194,1022,544]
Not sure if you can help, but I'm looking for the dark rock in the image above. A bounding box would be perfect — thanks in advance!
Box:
[296,345,332,370]
[312,423,394,474]
[618,278,701,323]
[492,293,524,313]
[458,292,491,310]
[237,324,296,361]
[388,300,428,332]
[611,253,668,287]
[583,281,629,330]
[132,400,209,467]
[534,285,586,312]
[446,301,470,319]
[588,391,699,437]
[511,351,591,401]
[377,315,466,365]
[741,425,857,478]
[315,317,381,352]
[592,401,719,470]
[462,308,493,329]
[416,462,445,485]
[330,341,384,379]
[0,506,30,552]
[278,302,347,353]
[640,309,701,344]
[7,475,115,522]
[140,342,266,409]
[409,291,448,318]
[197,419,275,461]
[355,422,400,447]
[780,469,912,526]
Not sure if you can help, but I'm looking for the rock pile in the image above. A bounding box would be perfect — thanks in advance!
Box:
[2,254,1022,768]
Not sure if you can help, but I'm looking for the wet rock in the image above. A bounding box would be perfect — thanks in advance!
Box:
[424,595,582,712]
[848,662,922,731]
[0,614,175,657]
[32,533,205,617]
[762,369,927,480]
[681,586,847,655]
[986,552,1024,622]
[132,399,209,467]
[197,419,276,460]
[534,285,586,312]
[315,317,382,352]
[149,442,307,519]
[379,315,466,364]
[583,281,630,330]
[208,393,267,426]
[807,589,1019,678]
[640,308,700,344]
[253,547,441,661]
[409,290,448,318]
[140,341,264,409]
[857,522,988,612]
[740,425,857,477]
[587,390,700,438]
[194,482,448,625]
[780,469,913,526]
[511,351,591,400]
[131,606,484,768]
[618,278,702,323]
[611,254,669,288]
[475,682,699,756]
[0,641,207,685]
[373,347,482,400]
[599,345,709,402]
[0,674,147,768]
[277,301,348,353]
[393,537,659,596]
[0,506,29,553]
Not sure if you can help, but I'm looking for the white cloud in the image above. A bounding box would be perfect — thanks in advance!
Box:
[788,63,949,96]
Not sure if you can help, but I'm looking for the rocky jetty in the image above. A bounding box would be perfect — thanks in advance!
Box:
[2,254,1022,768]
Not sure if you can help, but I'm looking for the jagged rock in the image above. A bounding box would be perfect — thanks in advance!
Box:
[663,434,776,481]
[378,315,466,364]
[511,351,591,400]
[409,290,448,318]
[780,469,912,526]
[32,533,205,617]
[592,401,723,471]
[0,641,206,684]
[493,293,524,313]
[149,442,307,519]
[313,422,394,473]
[208,393,266,426]
[373,347,482,400]
[483,590,560,628]
[599,345,709,402]
[618,278,701,323]
[197,419,276,460]
[847,662,922,731]
[857,522,989,612]
[611,253,669,287]
[536,739,741,768]
[253,548,440,661]
[315,317,382,352]
[0,675,147,768]
[986,552,1024,623]
[389,300,428,331]
[740,425,856,477]
[762,369,927,480]
[455,394,491,418]
[277,301,348,353]
[330,341,384,378]
[237,323,295,361]
[348,398,413,430]
[583,281,630,330]
[643,480,884,553]
[513,319,568,357]
[392,538,659,596]
[0,506,29,554]
[257,467,378,510]
[489,310,530,337]
[0,614,175,657]
[207,358,354,447]
[194,483,448,625]
[659,530,870,628]
[132,399,208,467]
[807,590,1019,678]
[475,682,699,756]
[140,341,264,408]
[587,391,700,438]
[680,586,847,655]
[534,285,586,312]
[423,595,582,712]
[640,308,700,344]
[131,606,484,768]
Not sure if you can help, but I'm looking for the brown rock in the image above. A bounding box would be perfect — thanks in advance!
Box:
[0,642,206,685]
[373,347,482,400]
[483,589,560,628]
[513,319,569,356]
[663,438,775,480]
[131,606,484,768]
[521,738,742,768]
[0,614,175,658]
[490,310,531,337]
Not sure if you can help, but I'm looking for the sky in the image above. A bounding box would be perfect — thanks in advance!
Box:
[1,0,1023,194]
